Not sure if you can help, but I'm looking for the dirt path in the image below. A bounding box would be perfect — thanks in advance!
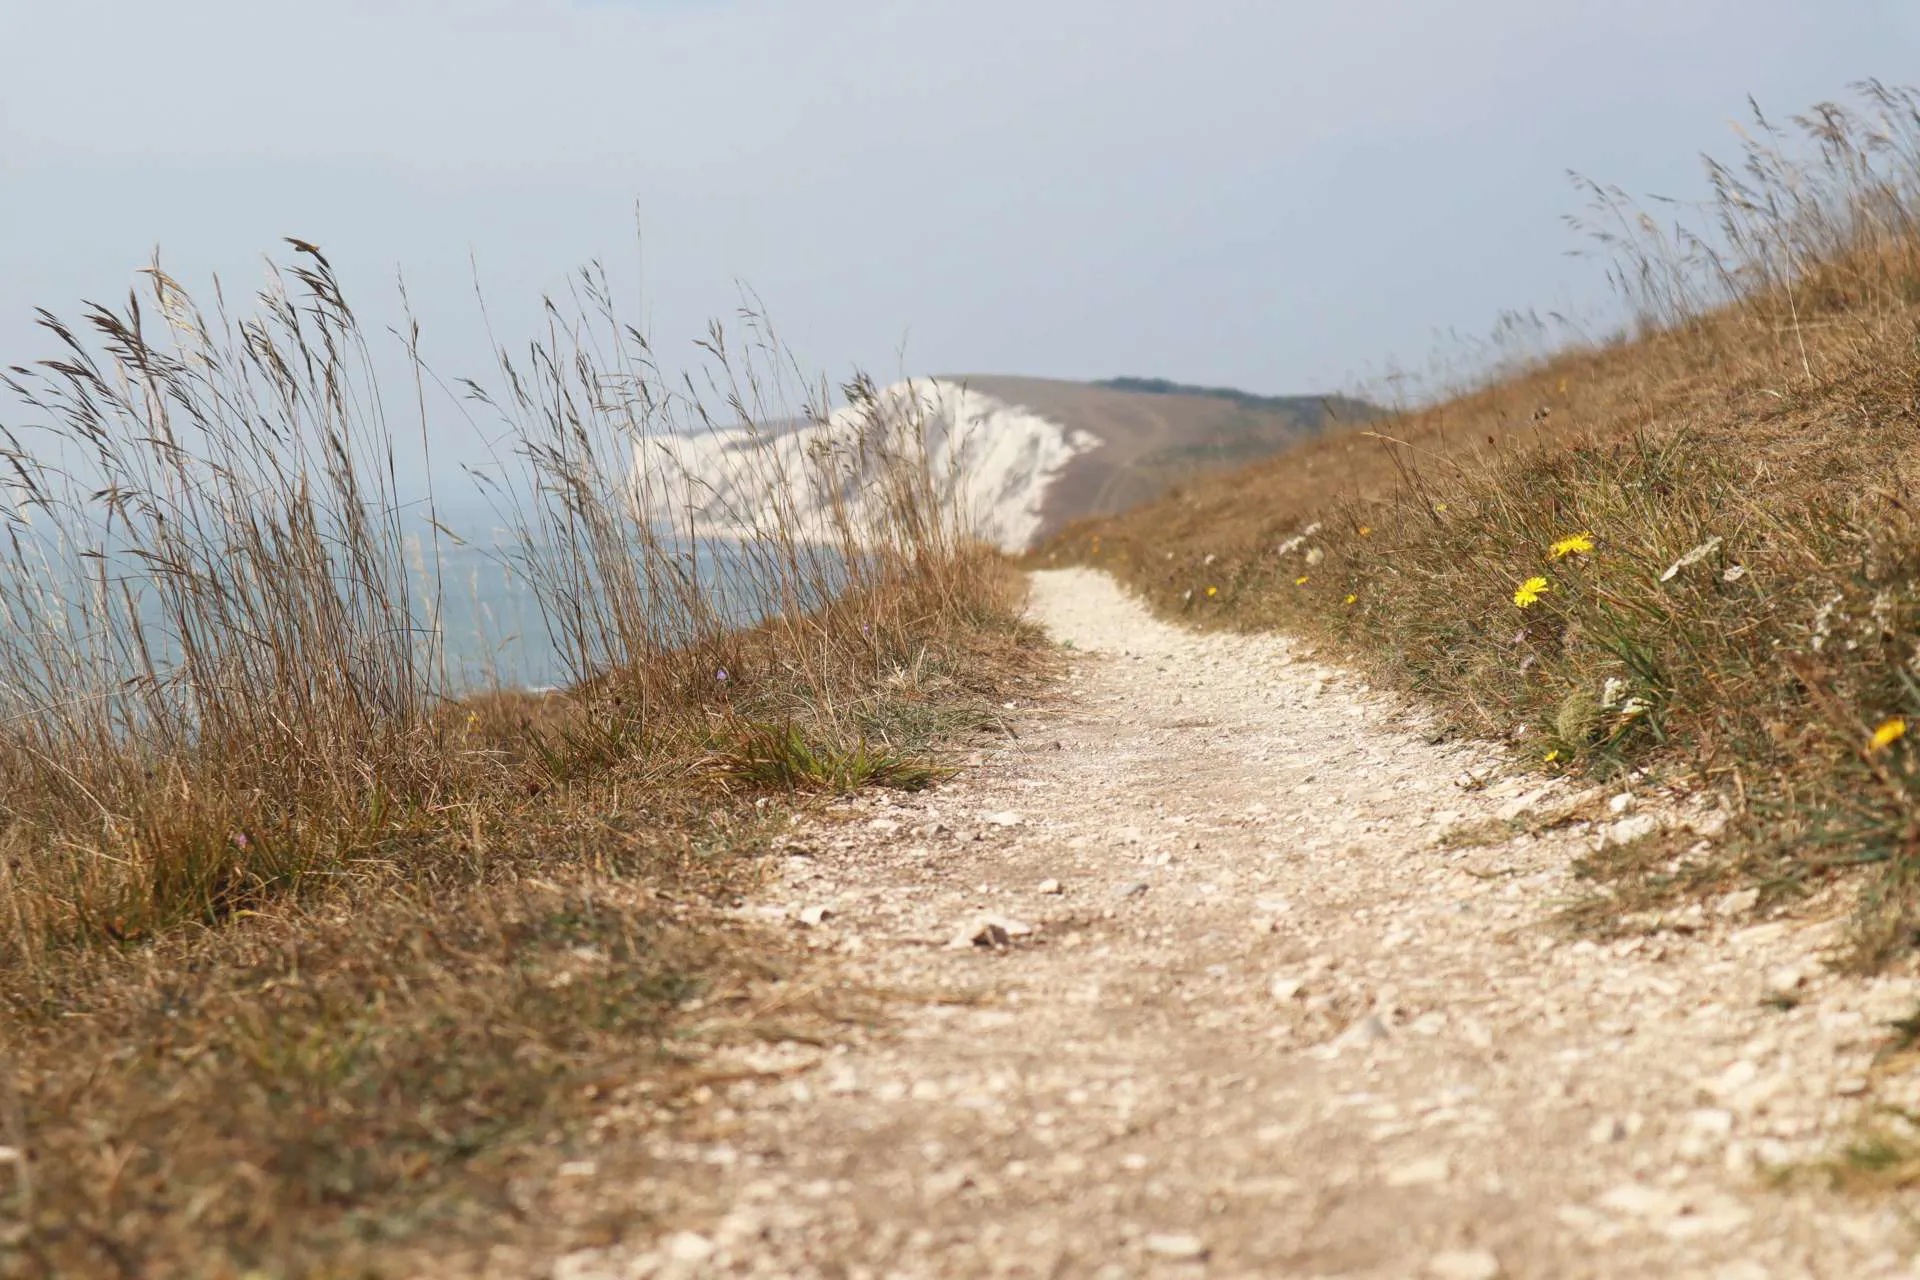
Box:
[554,568,1920,1279]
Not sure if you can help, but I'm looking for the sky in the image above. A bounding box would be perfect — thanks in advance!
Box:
[3,0,1917,486]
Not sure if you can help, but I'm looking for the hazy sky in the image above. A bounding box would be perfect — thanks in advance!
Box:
[4,0,1917,467]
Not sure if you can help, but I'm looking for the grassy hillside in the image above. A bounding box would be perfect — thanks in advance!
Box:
[953,374,1378,541]
[1047,82,1920,963]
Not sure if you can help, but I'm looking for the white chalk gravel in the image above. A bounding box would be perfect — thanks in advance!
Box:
[549,569,1920,1279]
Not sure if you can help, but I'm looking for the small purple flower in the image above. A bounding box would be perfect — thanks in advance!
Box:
[715,668,729,684]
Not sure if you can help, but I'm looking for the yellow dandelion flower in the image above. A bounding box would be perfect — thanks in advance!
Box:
[1544,748,1562,763]
[1549,531,1595,560]
[1295,575,1310,586]
[1513,575,1550,608]
[1871,717,1907,752]
[1205,585,1218,597]
[1358,526,1372,536]
[1344,593,1357,605]
[1434,503,1449,512]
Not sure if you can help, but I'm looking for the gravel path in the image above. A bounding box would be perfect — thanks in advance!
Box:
[555,568,1920,1279]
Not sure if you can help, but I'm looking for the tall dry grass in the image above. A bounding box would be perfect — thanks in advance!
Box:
[0,248,448,956]
[0,244,996,957]
[0,243,1035,1273]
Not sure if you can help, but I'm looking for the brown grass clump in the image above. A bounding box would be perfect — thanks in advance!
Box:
[0,246,1041,1274]
[1047,81,1920,960]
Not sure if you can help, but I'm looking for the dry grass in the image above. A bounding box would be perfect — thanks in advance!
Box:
[0,247,1041,1275]
[1046,80,1920,962]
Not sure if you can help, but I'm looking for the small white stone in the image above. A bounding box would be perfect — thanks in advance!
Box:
[1688,809,1730,838]
[549,1249,616,1280]
[867,817,901,835]
[557,1159,598,1178]
[1143,1233,1209,1261]
[1037,878,1063,895]
[663,1230,717,1263]
[1384,1155,1451,1187]
[948,914,1035,949]
[1700,1059,1760,1100]
[1427,1249,1502,1280]
[1605,813,1661,846]
[1496,788,1550,821]
[797,904,833,927]
[1836,1075,1870,1097]
[1330,1013,1392,1053]
[1767,964,1806,994]
[1587,1116,1627,1145]
[1715,887,1760,918]
[1607,792,1635,815]
[1269,975,1306,1002]
[1686,1108,1735,1137]
[1598,1183,1687,1219]
[982,810,1025,828]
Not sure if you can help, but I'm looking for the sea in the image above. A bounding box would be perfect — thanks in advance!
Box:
[0,503,844,708]
[409,518,846,692]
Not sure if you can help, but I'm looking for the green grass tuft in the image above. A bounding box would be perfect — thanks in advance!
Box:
[716,722,949,793]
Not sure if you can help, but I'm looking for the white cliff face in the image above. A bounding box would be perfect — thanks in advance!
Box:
[630,379,1098,553]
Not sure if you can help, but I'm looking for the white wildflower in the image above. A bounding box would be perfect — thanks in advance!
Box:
[1811,592,1845,653]
[1660,536,1723,583]
[1871,590,1896,636]
[1618,695,1652,721]
[1273,523,1324,558]
[1599,677,1627,710]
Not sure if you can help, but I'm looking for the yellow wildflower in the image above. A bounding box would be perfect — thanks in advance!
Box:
[1295,575,1310,586]
[1549,531,1594,560]
[1344,594,1357,605]
[1205,585,1218,598]
[1434,503,1449,512]
[1871,717,1908,752]
[1544,748,1562,763]
[1358,526,1372,536]
[1513,575,1550,608]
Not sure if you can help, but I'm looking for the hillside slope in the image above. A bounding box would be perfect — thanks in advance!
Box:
[1047,82,1920,971]
[950,375,1375,542]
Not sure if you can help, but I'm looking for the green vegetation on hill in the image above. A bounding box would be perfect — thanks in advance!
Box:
[1093,376,1378,426]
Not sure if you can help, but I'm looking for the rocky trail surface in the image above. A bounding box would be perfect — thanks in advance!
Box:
[551,569,1920,1279]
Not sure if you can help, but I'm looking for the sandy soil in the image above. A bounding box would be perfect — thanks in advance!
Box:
[546,569,1920,1279]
